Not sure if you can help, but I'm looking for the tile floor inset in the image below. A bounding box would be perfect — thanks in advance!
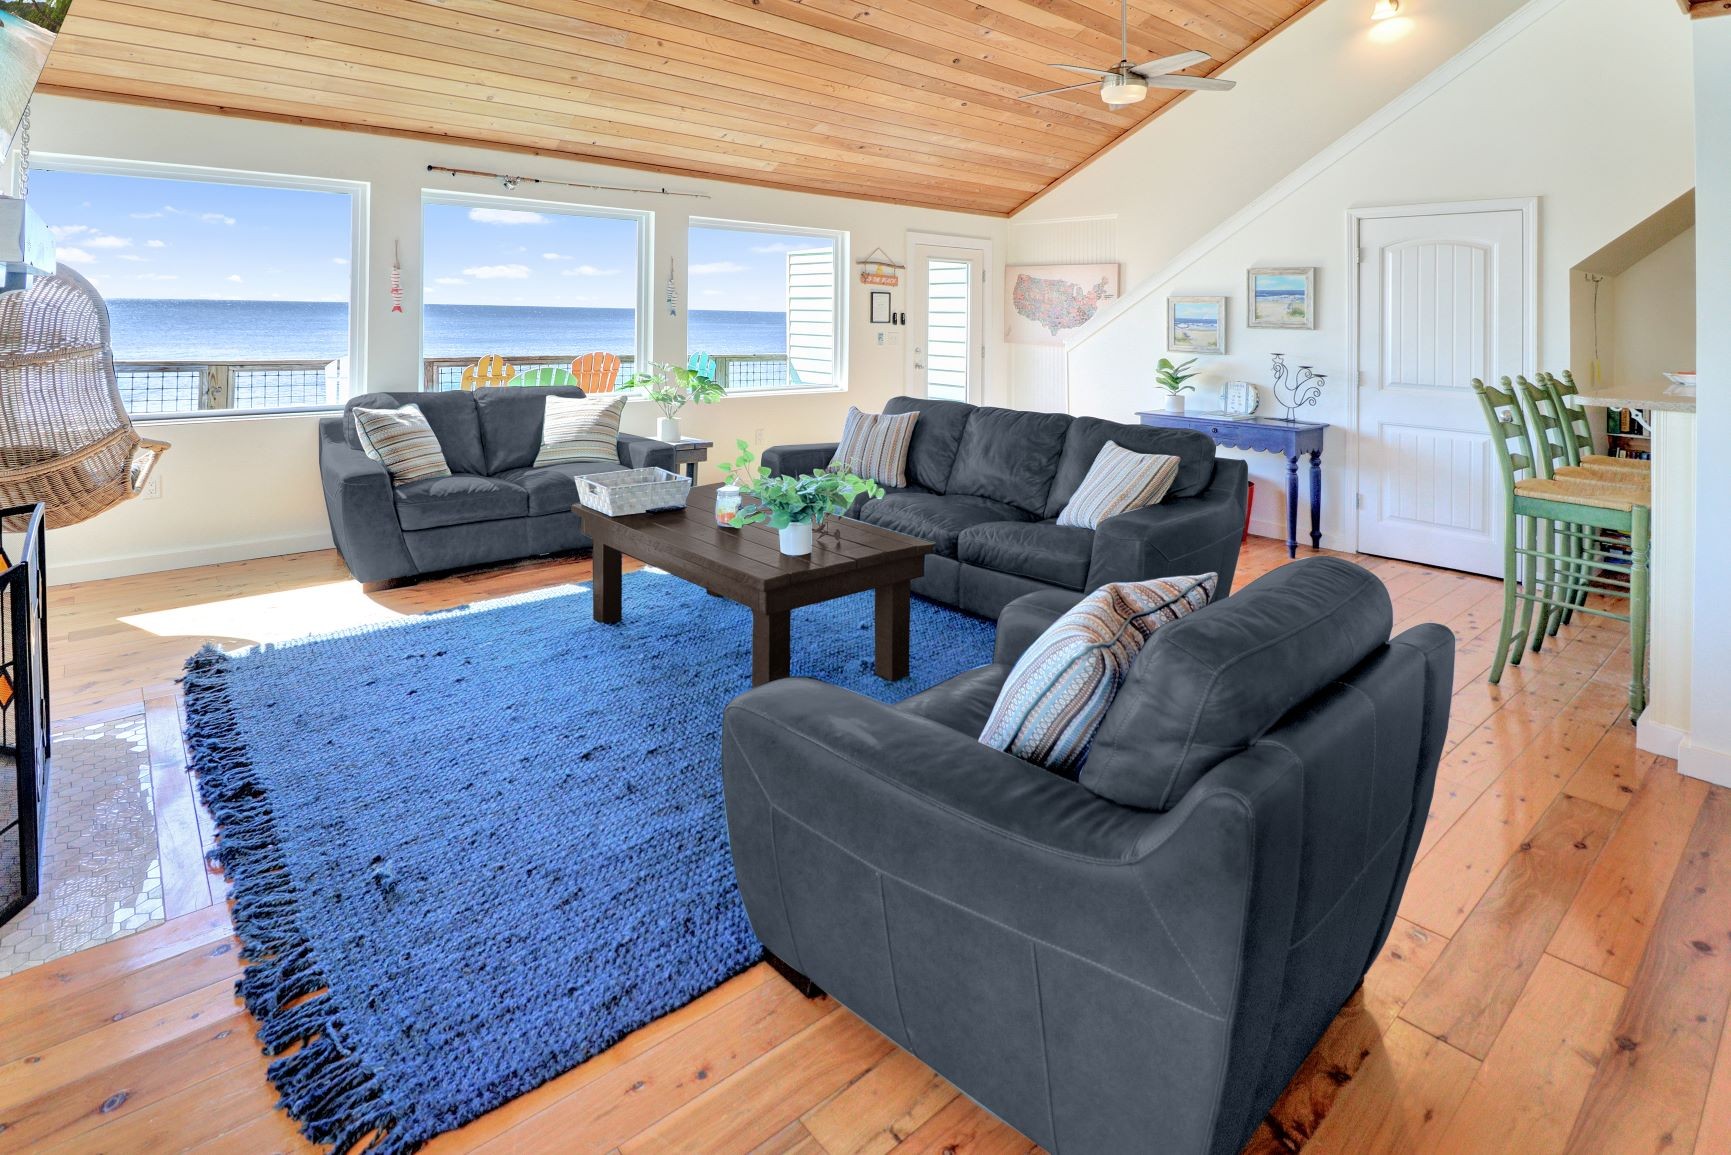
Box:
[0,713,165,977]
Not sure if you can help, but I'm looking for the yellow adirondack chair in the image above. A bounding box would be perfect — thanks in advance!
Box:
[460,355,516,391]
[570,351,622,393]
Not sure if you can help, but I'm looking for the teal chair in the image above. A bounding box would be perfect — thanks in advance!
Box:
[687,351,716,380]
[1473,378,1651,718]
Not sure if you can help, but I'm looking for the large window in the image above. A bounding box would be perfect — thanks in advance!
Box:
[688,220,845,393]
[29,161,361,416]
[421,194,647,390]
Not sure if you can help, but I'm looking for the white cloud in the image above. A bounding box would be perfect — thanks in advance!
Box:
[462,263,532,280]
[542,252,571,261]
[201,212,237,225]
[332,257,349,265]
[226,274,244,284]
[84,234,133,250]
[468,207,546,226]
[56,247,96,264]
[434,276,467,285]
[146,240,167,248]
[690,261,747,276]
[49,224,91,239]
[130,209,167,220]
[559,264,618,277]
[116,253,146,262]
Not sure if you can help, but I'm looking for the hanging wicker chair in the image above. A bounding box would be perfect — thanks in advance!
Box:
[0,266,167,529]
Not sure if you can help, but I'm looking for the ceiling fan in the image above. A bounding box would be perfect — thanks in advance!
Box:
[1019,0,1236,108]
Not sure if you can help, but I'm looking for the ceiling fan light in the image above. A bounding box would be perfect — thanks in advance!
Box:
[1371,0,1400,20]
[1100,74,1148,106]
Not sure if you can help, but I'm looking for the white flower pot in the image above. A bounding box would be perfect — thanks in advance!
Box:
[656,416,681,443]
[778,523,814,556]
[1164,394,1186,415]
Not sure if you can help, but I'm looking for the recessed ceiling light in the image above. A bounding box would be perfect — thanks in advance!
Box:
[1372,0,1401,19]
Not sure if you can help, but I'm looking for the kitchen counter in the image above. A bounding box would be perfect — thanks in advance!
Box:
[1578,385,1697,412]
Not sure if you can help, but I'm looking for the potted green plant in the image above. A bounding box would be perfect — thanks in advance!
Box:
[620,361,725,443]
[724,439,883,556]
[1156,357,1200,415]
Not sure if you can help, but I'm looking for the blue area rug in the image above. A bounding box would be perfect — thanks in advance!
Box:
[182,571,995,1155]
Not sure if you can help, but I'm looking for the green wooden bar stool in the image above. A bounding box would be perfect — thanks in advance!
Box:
[1473,378,1651,719]
[1544,370,1651,476]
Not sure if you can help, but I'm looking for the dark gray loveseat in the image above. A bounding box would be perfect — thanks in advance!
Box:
[763,396,1248,617]
[319,387,677,584]
[721,558,1453,1155]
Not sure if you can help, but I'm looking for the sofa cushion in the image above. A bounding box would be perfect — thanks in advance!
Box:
[958,520,1093,590]
[499,461,631,517]
[1056,442,1182,529]
[473,385,589,474]
[833,406,918,488]
[351,404,451,486]
[980,576,1217,775]
[393,473,529,532]
[344,391,487,476]
[1045,417,1217,517]
[895,665,1009,737]
[1081,557,1395,810]
[855,491,1032,557]
[944,406,1072,516]
[883,395,975,493]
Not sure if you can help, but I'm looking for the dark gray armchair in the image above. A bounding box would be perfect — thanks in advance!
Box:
[721,558,1453,1155]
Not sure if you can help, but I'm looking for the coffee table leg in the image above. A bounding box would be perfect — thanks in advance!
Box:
[875,580,911,681]
[593,542,622,624]
[752,609,791,686]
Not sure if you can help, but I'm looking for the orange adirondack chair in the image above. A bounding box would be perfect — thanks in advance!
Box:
[570,352,622,393]
[460,355,516,391]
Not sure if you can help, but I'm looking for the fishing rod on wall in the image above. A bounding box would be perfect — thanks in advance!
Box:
[426,165,710,200]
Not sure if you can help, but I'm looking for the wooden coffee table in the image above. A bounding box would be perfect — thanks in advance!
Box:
[574,483,934,686]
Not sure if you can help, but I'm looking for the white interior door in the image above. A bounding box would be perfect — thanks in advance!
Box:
[909,243,984,403]
[1355,206,1530,575]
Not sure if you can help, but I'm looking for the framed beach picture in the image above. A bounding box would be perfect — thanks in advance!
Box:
[1248,267,1316,329]
[1168,295,1226,355]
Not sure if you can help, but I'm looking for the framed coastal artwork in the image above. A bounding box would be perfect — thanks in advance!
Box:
[1168,295,1226,355]
[1006,263,1120,346]
[1247,267,1316,329]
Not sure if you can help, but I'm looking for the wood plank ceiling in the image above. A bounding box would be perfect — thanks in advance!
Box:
[38,0,1321,215]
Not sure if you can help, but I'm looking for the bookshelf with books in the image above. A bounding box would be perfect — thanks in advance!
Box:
[1606,405,1652,460]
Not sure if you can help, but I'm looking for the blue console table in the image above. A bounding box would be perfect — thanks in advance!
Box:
[1137,412,1329,559]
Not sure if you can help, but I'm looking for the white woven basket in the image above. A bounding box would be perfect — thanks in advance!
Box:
[575,467,692,516]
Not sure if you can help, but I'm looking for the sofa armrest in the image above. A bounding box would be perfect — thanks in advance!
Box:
[762,442,838,478]
[617,432,679,473]
[721,677,1303,1153]
[1087,458,1248,596]
[318,419,416,583]
[993,589,1085,665]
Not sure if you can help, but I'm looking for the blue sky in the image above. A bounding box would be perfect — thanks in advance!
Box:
[32,168,352,301]
[29,170,831,311]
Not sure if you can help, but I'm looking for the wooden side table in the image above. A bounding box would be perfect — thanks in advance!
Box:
[668,437,712,482]
[1137,412,1329,559]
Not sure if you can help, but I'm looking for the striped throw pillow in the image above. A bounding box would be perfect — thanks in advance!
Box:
[831,407,918,488]
[1056,441,1183,529]
[535,395,625,466]
[352,404,451,486]
[979,574,1217,775]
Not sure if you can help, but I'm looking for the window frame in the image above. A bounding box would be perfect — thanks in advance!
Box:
[32,153,370,422]
[686,216,849,396]
[420,189,653,390]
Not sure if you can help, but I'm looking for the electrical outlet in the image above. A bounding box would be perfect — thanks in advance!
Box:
[142,474,162,500]
[754,427,765,445]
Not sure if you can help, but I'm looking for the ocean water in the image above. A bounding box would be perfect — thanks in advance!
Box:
[104,299,788,362]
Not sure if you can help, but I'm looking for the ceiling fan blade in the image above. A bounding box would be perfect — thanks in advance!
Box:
[1144,74,1237,91]
[1019,81,1101,99]
[1045,63,1113,77]
[1129,50,1211,78]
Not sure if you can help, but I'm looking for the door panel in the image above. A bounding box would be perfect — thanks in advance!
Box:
[1357,208,1527,575]
[909,243,984,403]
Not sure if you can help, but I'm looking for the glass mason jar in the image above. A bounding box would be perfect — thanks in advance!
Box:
[715,484,742,528]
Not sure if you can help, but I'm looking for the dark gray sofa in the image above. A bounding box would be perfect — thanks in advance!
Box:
[763,396,1249,618]
[721,558,1453,1155]
[319,387,678,584]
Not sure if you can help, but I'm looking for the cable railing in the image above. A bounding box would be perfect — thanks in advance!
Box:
[420,353,794,393]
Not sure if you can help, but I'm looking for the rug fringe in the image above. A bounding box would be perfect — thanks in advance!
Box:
[182,643,412,1155]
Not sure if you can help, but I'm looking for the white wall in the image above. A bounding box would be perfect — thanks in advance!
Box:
[1610,227,1696,396]
[1044,0,1694,546]
[26,96,1008,583]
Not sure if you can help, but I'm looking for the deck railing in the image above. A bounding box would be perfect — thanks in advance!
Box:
[114,352,800,414]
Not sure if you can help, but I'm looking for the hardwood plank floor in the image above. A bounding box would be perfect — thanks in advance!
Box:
[7,538,1728,1154]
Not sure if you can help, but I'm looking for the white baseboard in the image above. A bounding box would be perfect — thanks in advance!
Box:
[1636,716,1687,760]
[1678,735,1731,789]
[47,531,336,586]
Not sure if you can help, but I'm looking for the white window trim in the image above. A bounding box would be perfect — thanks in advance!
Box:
[421,188,653,382]
[33,153,370,421]
[688,216,849,395]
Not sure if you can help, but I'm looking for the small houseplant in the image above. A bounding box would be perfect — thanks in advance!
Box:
[724,439,882,556]
[1156,357,1200,414]
[620,361,725,442]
